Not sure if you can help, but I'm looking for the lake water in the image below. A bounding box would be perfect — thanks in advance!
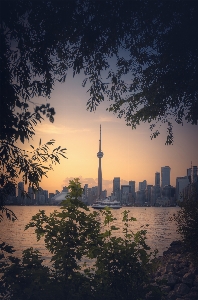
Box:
[0,206,180,264]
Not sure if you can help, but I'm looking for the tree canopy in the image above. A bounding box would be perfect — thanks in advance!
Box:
[1,0,198,146]
[0,0,68,215]
[1,0,198,209]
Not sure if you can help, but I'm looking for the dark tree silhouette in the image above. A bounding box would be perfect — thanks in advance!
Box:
[1,1,198,146]
[1,0,198,213]
[0,0,68,217]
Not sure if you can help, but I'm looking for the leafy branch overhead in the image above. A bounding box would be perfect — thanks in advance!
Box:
[1,1,68,213]
[0,138,67,220]
[0,139,67,194]
[1,1,198,214]
[1,0,198,147]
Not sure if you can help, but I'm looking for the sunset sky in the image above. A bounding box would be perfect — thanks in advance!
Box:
[19,72,198,195]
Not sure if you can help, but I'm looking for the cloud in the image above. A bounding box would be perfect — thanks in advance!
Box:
[89,113,120,124]
[120,179,129,185]
[36,124,91,134]
[62,176,97,188]
[62,176,112,193]
[98,116,120,123]
[62,176,129,195]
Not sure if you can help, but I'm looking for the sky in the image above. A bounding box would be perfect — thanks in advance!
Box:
[19,72,198,196]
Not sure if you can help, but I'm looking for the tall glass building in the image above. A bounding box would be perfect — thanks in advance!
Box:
[155,172,160,186]
[113,177,120,201]
[161,166,171,188]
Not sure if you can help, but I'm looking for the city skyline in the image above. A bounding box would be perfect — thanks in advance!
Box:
[15,73,198,195]
[13,163,197,207]
[17,163,197,197]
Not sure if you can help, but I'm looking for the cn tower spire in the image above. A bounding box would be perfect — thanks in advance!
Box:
[99,124,101,151]
[97,124,103,199]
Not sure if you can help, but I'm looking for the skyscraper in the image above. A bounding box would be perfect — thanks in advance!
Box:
[97,125,103,199]
[84,184,88,200]
[187,168,192,183]
[155,172,160,186]
[129,180,136,203]
[146,185,153,205]
[28,186,34,204]
[129,181,135,194]
[176,176,190,201]
[18,181,24,204]
[139,180,147,191]
[113,177,120,201]
[121,185,131,205]
[191,166,198,184]
[161,166,171,188]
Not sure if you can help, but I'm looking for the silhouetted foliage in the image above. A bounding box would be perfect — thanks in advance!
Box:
[174,185,198,266]
[1,0,67,217]
[1,1,198,212]
[0,179,162,300]
[1,0,198,147]
[0,138,67,217]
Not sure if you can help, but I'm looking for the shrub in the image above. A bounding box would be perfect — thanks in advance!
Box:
[174,185,198,265]
[1,179,161,299]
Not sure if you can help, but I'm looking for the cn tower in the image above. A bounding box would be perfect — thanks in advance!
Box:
[97,125,103,199]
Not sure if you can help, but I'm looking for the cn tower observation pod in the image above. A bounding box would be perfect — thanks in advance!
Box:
[97,151,103,158]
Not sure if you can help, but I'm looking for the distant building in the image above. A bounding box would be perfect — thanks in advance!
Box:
[180,165,198,201]
[155,172,160,186]
[5,183,17,204]
[83,184,88,202]
[176,176,190,202]
[8,183,16,197]
[35,187,48,205]
[43,190,48,203]
[161,166,171,188]
[62,186,68,192]
[161,185,176,205]
[51,187,68,205]
[139,180,147,191]
[129,181,136,204]
[87,186,98,205]
[191,166,198,184]
[155,196,170,206]
[151,185,161,206]
[97,125,104,199]
[101,189,107,199]
[136,180,147,205]
[136,190,146,206]
[121,185,131,205]
[28,187,34,205]
[35,187,42,204]
[113,177,120,201]
[49,193,55,199]
[18,182,24,204]
[146,185,153,205]
[39,195,45,205]
[187,168,192,183]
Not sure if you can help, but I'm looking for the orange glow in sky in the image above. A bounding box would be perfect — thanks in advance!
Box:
[19,74,198,195]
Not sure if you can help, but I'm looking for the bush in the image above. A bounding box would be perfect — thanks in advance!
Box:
[174,185,198,265]
[1,179,161,300]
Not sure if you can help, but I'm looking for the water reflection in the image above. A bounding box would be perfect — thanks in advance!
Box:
[0,206,180,264]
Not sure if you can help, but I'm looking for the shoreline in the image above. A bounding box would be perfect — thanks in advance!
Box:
[148,241,198,300]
